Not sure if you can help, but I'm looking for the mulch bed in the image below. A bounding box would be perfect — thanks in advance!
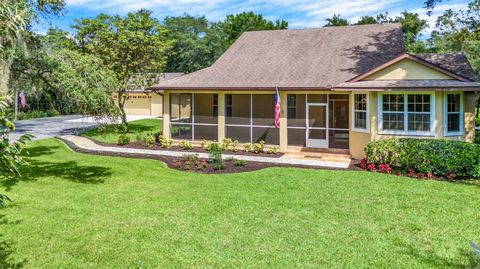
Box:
[93,140,284,158]
[61,138,354,174]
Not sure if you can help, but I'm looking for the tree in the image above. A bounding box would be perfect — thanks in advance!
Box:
[73,10,175,126]
[325,14,349,27]
[0,96,33,207]
[219,11,288,47]
[355,16,378,25]
[164,14,224,73]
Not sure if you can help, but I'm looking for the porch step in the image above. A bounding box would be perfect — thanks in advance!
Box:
[284,151,351,163]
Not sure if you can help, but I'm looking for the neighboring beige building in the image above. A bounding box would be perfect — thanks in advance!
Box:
[114,73,183,117]
[148,24,480,159]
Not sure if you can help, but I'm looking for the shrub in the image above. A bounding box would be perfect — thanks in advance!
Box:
[158,135,173,148]
[184,154,199,162]
[234,159,247,167]
[365,138,480,179]
[222,138,239,152]
[207,141,223,168]
[253,141,265,154]
[243,143,254,153]
[266,147,278,154]
[178,140,193,150]
[152,131,163,143]
[144,134,155,147]
[200,140,214,150]
[117,134,130,145]
[213,162,225,170]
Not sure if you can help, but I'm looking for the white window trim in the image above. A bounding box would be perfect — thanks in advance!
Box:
[444,91,464,137]
[351,92,370,133]
[378,91,436,136]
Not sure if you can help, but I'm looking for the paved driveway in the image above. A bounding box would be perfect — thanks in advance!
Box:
[9,115,157,141]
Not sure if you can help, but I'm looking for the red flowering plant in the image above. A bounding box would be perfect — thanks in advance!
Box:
[427,172,434,179]
[367,163,376,172]
[417,172,425,179]
[408,168,415,177]
[359,158,368,169]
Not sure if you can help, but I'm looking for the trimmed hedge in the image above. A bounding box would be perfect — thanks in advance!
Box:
[364,138,480,179]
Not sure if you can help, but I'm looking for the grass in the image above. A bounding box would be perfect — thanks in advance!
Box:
[0,138,479,268]
[82,118,162,143]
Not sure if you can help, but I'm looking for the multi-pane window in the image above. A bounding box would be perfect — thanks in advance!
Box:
[353,94,368,130]
[446,93,461,133]
[407,95,430,132]
[287,95,296,119]
[382,94,405,131]
[380,93,433,134]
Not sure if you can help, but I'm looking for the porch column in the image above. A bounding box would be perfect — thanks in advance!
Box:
[162,91,171,139]
[218,91,225,142]
[279,91,288,152]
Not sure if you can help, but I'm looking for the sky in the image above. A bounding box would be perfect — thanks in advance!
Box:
[36,0,471,36]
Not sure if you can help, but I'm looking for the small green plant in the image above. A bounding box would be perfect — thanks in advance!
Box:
[234,159,248,167]
[243,143,254,153]
[253,140,265,154]
[144,134,155,147]
[117,134,130,145]
[116,124,128,134]
[267,147,278,154]
[159,135,173,148]
[225,156,236,162]
[213,163,225,170]
[135,133,146,143]
[178,140,193,150]
[207,141,223,168]
[196,160,208,170]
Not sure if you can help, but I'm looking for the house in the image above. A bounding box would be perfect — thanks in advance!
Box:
[113,73,183,117]
[148,24,480,159]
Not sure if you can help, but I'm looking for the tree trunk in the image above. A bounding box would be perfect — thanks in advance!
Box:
[117,90,128,127]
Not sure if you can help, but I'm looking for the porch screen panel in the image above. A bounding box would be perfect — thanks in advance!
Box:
[225,94,250,125]
[251,94,279,145]
[225,126,251,143]
[253,127,279,145]
[193,93,218,140]
[171,93,193,140]
[287,94,306,146]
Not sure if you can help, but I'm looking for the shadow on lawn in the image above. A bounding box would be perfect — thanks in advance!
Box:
[400,241,480,268]
[2,145,112,190]
[0,214,26,269]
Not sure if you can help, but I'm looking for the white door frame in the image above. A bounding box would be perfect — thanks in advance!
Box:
[305,95,329,148]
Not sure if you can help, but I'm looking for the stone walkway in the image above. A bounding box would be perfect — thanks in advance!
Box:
[59,135,351,169]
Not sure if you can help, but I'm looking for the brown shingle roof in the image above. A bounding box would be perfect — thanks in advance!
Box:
[150,24,405,90]
[334,80,480,91]
[414,53,478,81]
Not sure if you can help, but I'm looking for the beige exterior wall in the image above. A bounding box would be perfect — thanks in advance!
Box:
[465,91,476,142]
[364,59,454,80]
[113,92,163,117]
[162,88,475,160]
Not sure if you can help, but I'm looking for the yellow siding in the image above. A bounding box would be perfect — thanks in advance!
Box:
[113,92,163,116]
[151,94,163,117]
[364,59,454,80]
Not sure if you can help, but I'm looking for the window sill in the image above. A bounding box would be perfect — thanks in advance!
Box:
[378,131,435,137]
[352,128,370,134]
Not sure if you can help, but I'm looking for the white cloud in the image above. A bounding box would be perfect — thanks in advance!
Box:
[63,0,471,32]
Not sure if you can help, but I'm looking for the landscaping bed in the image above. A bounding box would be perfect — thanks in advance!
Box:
[94,140,284,158]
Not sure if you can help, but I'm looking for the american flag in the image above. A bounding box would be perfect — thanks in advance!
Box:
[274,87,281,128]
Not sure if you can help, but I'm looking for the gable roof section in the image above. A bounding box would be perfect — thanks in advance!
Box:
[348,53,473,82]
[414,53,478,81]
[150,24,405,90]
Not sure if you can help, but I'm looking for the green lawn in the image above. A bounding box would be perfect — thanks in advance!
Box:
[82,118,163,143]
[0,138,479,268]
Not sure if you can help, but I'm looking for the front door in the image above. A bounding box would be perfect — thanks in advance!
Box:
[306,104,328,148]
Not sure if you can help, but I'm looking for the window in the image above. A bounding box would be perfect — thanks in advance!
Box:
[353,93,368,131]
[213,94,218,117]
[445,93,463,135]
[287,95,296,119]
[225,94,232,117]
[382,94,404,131]
[407,95,430,132]
[379,93,434,135]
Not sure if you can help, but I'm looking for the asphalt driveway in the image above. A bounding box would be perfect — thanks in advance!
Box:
[9,115,157,141]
